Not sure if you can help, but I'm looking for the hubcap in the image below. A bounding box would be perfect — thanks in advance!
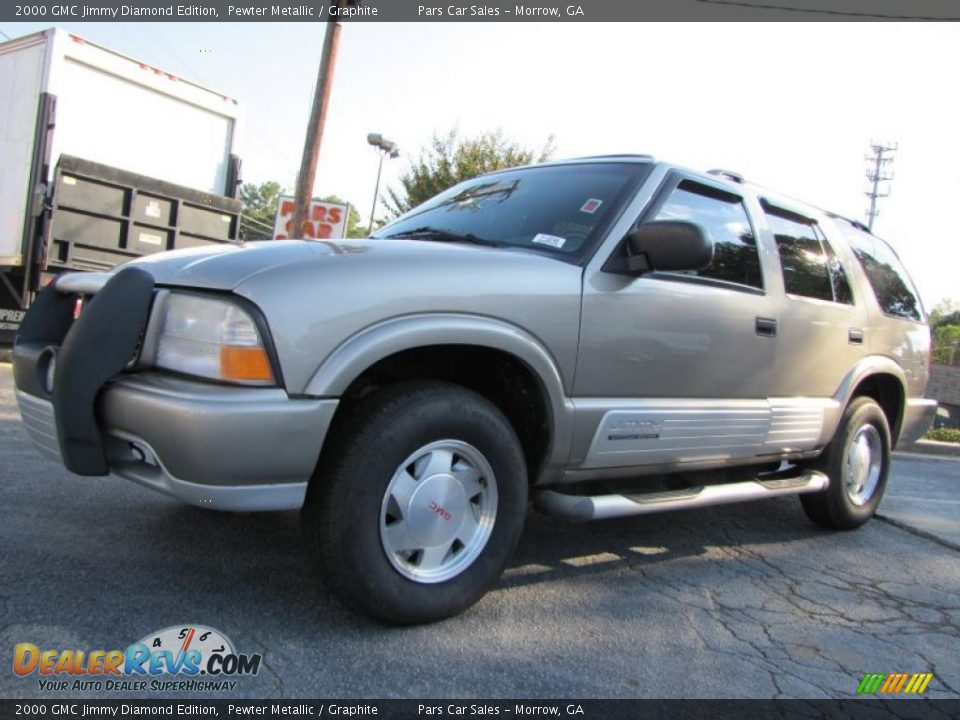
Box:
[844,424,883,506]
[380,440,497,584]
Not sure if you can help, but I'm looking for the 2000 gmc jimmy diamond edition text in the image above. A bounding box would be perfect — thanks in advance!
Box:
[14,156,936,623]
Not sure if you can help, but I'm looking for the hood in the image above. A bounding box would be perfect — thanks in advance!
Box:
[125,238,574,290]
[125,240,332,290]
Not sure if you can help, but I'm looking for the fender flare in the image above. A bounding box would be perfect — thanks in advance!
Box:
[825,355,909,441]
[302,313,575,474]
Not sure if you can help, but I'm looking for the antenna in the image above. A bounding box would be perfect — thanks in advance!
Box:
[864,141,897,231]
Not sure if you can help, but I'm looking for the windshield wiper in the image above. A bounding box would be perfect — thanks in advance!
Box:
[382,226,502,247]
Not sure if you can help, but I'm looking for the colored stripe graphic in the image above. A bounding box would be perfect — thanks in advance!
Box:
[858,673,933,694]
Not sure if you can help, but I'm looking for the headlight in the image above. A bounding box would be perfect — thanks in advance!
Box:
[152,293,275,385]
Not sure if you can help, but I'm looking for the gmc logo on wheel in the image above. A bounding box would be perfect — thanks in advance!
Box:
[428,501,452,521]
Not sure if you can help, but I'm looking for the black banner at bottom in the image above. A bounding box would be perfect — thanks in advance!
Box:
[1,700,959,720]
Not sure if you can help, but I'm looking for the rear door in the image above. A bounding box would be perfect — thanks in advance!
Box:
[758,201,868,397]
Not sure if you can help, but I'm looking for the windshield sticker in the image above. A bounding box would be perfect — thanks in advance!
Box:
[532,233,567,249]
[580,198,603,214]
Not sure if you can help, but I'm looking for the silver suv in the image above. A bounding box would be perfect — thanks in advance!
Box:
[13,156,936,624]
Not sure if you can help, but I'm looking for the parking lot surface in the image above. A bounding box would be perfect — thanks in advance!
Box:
[1,363,958,699]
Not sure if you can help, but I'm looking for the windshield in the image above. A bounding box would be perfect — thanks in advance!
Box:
[373,162,651,259]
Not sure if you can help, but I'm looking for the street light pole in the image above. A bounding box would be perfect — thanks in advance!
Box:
[366,133,399,235]
[291,0,348,239]
[368,151,386,236]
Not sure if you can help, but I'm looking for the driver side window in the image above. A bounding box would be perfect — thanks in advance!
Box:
[652,181,763,290]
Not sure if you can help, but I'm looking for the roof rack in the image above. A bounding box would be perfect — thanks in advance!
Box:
[825,212,872,233]
[706,168,744,184]
[575,154,655,161]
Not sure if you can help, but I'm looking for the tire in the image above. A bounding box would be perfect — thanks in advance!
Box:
[800,396,891,530]
[303,381,528,624]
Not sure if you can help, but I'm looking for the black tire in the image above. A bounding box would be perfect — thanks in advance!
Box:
[303,381,528,624]
[800,396,891,530]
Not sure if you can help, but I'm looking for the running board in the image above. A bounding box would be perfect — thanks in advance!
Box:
[534,471,830,521]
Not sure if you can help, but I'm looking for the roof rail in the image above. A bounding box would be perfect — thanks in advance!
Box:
[826,212,872,233]
[575,154,655,161]
[707,168,744,184]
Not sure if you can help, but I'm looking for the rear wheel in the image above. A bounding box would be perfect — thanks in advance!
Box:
[303,382,527,624]
[800,396,891,530]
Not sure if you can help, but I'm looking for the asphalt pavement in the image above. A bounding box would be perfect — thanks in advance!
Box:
[1,363,958,700]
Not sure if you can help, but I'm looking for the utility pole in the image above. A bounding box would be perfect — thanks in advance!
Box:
[864,141,897,231]
[291,0,350,238]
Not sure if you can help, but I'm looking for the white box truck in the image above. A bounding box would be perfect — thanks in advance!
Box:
[0,28,244,346]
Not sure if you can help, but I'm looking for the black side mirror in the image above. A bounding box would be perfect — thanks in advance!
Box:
[625,220,713,274]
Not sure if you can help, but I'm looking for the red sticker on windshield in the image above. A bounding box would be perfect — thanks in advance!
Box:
[580,198,603,214]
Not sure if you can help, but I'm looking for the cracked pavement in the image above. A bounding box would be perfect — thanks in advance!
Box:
[1,364,958,699]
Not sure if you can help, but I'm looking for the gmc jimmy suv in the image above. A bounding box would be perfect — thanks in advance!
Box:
[14,156,936,624]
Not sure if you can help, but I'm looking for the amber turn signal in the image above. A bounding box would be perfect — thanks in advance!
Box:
[220,346,274,384]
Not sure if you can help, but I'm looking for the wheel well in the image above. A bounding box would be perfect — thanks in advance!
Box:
[329,345,552,482]
[851,373,904,440]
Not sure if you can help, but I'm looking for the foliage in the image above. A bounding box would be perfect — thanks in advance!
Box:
[929,299,960,329]
[239,181,284,240]
[925,428,960,444]
[932,324,960,366]
[383,129,556,219]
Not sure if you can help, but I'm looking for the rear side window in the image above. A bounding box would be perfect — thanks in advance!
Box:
[765,210,833,302]
[841,224,923,321]
[653,181,762,289]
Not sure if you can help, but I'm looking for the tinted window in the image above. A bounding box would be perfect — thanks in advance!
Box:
[376,163,649,258]
[822,237,854,305]
[653,181,762,289]
[766,210,833,302]
[841,224,923,321]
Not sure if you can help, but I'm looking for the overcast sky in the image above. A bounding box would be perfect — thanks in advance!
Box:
[3,21,958,307]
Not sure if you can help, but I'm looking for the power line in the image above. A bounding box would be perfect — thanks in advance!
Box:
[0,29,13,40]
[240,215,276,232]
[865,141,896,231]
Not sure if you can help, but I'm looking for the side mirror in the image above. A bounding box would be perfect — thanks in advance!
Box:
[625,220,713,274]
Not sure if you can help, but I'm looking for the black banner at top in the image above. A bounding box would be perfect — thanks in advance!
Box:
[2,0,960,23]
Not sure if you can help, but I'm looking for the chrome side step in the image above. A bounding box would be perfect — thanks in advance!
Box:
[534,471,829,521]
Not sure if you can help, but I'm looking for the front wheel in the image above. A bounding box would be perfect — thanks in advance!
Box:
[800,396,891,530]
[303,382,528,624]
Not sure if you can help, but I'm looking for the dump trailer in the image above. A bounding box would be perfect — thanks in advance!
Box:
[0,28,243,346]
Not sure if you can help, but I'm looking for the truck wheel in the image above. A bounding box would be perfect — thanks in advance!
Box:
[800,396,891,530]
[303,381,528,624]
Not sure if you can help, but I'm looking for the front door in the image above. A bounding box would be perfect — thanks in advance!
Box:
[573,173,779,469]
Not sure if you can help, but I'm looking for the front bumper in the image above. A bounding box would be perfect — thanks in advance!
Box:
[16,382,336,510]
[13,268,336,511]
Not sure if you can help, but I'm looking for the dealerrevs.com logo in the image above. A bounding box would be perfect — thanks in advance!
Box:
[13,625,262,692]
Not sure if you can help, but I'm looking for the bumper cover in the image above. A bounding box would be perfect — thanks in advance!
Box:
[16,374,336,511]
[13,269,336,511]
[898,398,938,448]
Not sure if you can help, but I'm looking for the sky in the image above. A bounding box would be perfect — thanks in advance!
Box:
[2,21,958,307]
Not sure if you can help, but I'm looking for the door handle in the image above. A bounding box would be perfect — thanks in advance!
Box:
[849,328,864,345]
[755,317,777,337]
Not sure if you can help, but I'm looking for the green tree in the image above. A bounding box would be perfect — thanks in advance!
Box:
[933,324,960,366]
[239,181,284,240]
[929,298,960,329]
[383,128,556,219]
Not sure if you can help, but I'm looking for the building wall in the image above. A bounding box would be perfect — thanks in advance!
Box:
[927,363,960,410]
